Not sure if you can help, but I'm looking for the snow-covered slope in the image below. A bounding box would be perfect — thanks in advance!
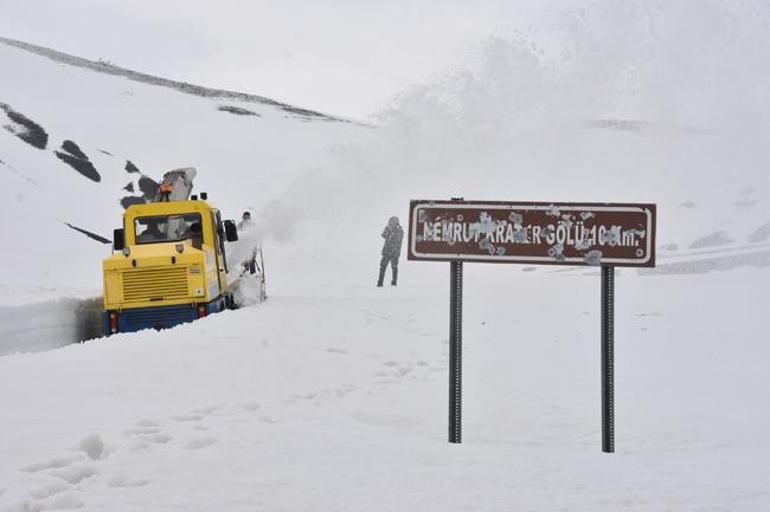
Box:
[2,12,770,510]
[2,33,769,311]
[0,36,365,305]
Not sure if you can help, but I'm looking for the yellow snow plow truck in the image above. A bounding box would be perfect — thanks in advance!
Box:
[102,168,240,334]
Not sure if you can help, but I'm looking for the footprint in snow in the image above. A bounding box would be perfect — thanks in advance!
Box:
[123,426,162,436]
[23,456,82,473]
[239,401,260,411]
[135,419,160,427]
[334,384,356,396]
[106,475,149,488]
[20,492,84,512]
[129,441,150,453]
[396,366,413,377]
[137,433,173,444]
[184,437,217,450]
[124,428,172,444]
[191,405,222,415]
[27,481,70,501]
[50,463,99,484]
[171,413,206,422]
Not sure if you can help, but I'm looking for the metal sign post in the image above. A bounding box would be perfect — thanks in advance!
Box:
[449,260,463,444]
[601,265,615,453]
[408,199,656,452]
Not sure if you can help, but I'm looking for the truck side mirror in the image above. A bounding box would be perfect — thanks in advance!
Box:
[224,220,239,242]
[113,228,125,251]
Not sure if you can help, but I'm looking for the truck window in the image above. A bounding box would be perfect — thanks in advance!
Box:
[135,213,202,244]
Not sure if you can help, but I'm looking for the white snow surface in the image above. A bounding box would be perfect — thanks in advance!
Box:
[1,268,769,510]
[2,7,770,509]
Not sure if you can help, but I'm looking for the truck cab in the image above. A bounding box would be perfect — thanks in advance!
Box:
[102,199,238,334]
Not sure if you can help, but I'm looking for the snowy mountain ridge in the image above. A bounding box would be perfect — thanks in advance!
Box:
[0,36,352,124]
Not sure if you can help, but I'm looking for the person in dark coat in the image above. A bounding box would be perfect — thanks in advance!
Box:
[378,216,403,287]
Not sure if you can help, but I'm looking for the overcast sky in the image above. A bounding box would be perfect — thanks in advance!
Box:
[2,1,768,120]
[0,0,569,119]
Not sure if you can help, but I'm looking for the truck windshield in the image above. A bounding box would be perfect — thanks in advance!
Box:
[134,213,202,244]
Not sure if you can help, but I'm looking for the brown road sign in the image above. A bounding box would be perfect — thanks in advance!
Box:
[408,200,656,267]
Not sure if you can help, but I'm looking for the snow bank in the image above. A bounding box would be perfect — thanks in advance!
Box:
[0,296,102,356]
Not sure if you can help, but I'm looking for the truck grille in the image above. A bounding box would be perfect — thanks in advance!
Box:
[122,266,189,302]
[122,304,196,331]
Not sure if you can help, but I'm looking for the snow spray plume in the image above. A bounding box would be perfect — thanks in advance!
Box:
[262,1,770,256]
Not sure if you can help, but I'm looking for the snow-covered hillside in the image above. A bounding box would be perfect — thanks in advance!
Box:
[0,36,365,306]
[2,7,770,509]
[2,33,769,312]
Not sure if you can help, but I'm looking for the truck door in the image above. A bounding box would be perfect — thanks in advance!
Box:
[211,210,229,292]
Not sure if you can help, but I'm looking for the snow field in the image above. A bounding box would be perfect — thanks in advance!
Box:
[1,264,768,510]
[3,6,770,509]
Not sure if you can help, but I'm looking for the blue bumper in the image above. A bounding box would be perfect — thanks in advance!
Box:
[103,296,227,335]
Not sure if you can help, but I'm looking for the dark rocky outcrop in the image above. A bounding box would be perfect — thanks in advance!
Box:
[125,160,140,173]
[138,176,159,199]
[0,36,351,123]
[0,103,49,149]
[54,139,101,182]
[217,105,261,117]
[120,196,147,209]
[64,222,111,244]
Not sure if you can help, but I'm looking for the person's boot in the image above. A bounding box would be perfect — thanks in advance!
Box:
[391,266,398,286]
[377,265,386,287]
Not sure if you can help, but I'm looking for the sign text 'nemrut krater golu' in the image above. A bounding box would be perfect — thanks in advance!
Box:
[408,200,656,267]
